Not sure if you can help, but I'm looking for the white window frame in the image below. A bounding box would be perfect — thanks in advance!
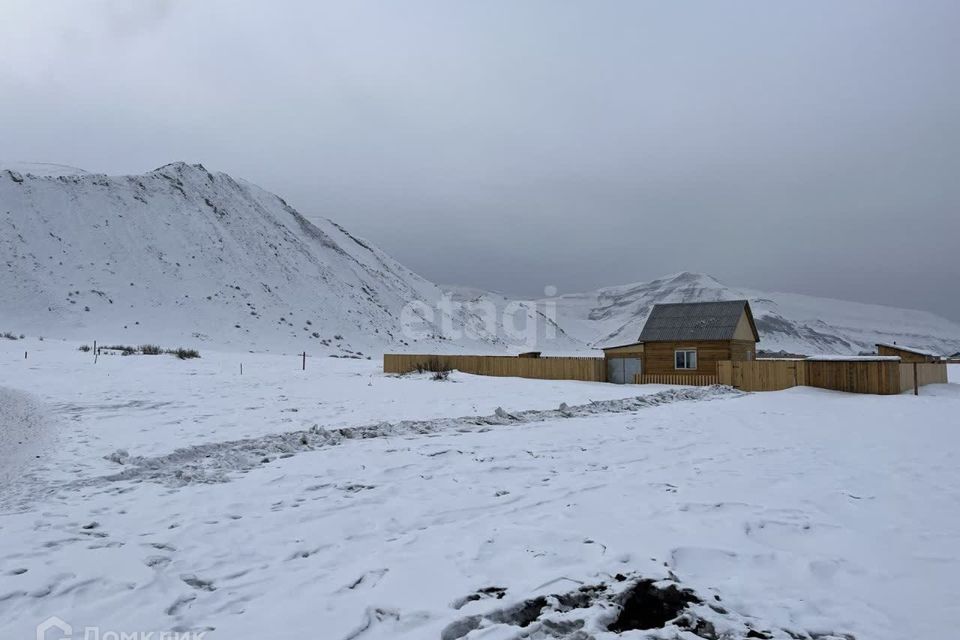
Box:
[675,348,697,370]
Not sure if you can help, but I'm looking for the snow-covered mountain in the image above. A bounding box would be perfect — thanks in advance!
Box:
[3,161,958,357]
[0,161,559,354]
[530,271,960,355]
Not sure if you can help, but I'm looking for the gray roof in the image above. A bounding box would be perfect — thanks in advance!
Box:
[638,300,757,342]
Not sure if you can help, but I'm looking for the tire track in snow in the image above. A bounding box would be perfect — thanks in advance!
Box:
[95,386,741,487]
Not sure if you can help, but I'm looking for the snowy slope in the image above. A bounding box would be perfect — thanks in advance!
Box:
[0,162,544,354]
[454,272,960,356]
[3,161,957,357]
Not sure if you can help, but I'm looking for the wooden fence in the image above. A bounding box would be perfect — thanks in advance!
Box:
[385,354,950,394]
[717,360,805,392]
[383,354,606,382]
[637,374,718,386]
[805,360,901,395]
[899,362,949,393]
[718,359,948,395]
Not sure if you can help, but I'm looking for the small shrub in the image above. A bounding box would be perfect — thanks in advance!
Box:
[2,332,18,340]
[106,344,137,356]
[78,344,92,352]
[140,344,163,355]
[414,358,451,377]
[167,347,200,360]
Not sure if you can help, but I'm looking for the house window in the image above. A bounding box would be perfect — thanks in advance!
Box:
[675,349,697,370]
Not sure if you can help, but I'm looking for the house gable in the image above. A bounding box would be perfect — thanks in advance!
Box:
[732,310,757,342]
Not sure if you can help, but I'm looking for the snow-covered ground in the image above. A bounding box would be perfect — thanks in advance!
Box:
[1,340,959,639]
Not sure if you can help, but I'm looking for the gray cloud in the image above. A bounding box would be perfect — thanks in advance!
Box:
[1,1,958,319]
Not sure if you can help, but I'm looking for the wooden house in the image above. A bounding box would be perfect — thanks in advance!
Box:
[602,300,759,383]
[876,343,941,363]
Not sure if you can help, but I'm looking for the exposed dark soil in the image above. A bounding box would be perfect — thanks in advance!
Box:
[442,572,856,640]
[607,579,700,632]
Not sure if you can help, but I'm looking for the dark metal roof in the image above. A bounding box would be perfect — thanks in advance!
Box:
[638,300,758,342]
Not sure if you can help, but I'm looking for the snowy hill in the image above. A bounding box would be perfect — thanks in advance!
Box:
[3,162,958,357]
[0,162,545,354]
[536,271,960,355]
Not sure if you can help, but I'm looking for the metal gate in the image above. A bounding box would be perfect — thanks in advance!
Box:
[607,357,642,384]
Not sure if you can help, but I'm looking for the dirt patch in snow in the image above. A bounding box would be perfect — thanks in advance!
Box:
[443,572,855,640]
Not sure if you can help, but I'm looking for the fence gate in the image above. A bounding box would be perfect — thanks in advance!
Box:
[607,357,641,384]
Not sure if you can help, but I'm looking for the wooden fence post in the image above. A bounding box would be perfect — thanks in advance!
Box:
[302,351,306,371]
[914,362,919,396]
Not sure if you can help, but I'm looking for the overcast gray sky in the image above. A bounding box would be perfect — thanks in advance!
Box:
[2,1,958,319]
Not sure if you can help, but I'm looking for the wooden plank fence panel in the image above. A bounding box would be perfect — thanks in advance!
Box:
[716,359,941,395]
[726,360,805,392]
[899,363,916,394]
[717,361,732,386]
[901,362,948,391]
[805,360,901,395]
[383,354,606,382]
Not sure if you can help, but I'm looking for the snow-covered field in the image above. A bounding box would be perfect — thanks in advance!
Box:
[1,339,959,639]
